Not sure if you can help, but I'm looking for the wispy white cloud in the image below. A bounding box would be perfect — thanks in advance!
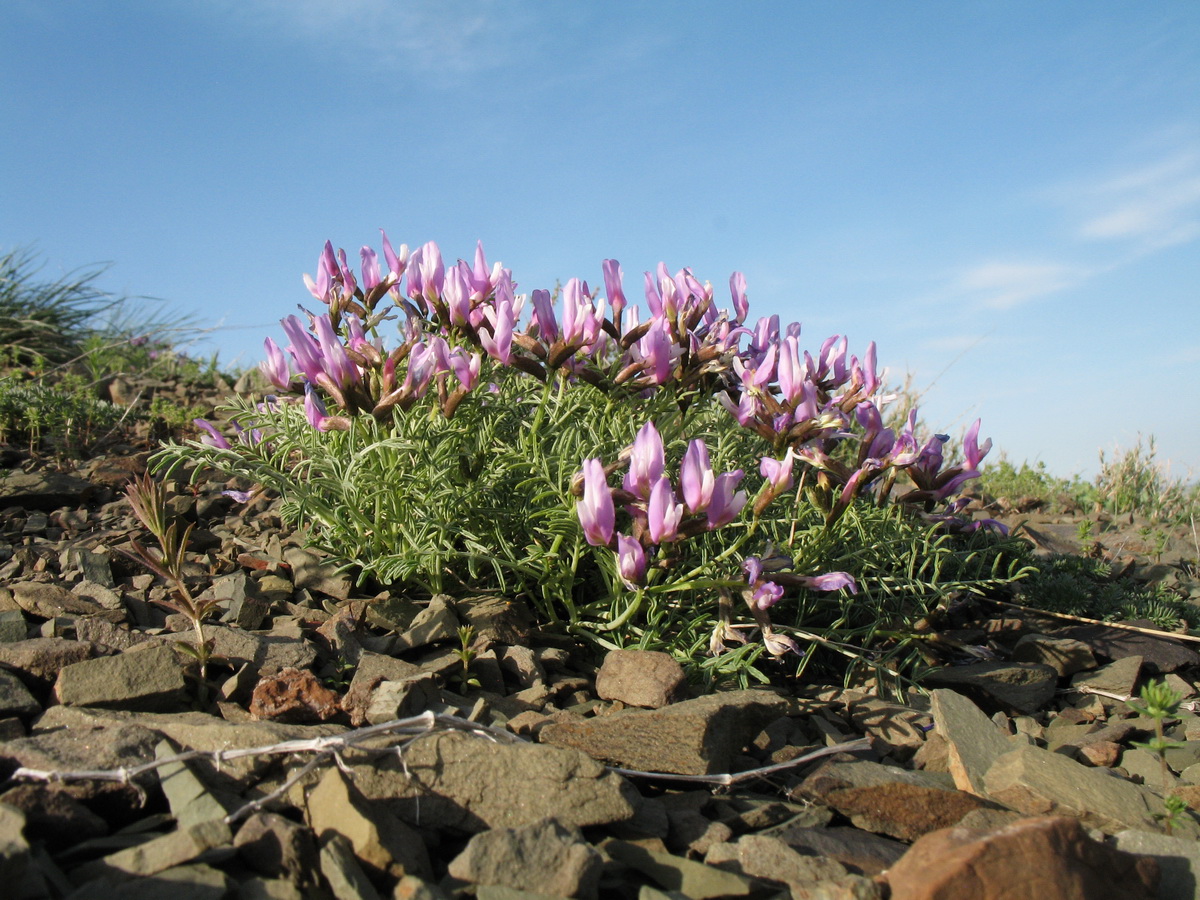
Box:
[201,0,533,79]
[947,260,1084,311]
[1069,147,1200,250]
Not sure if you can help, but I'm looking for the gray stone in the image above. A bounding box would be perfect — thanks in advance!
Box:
[846,697,930,760]
[0,470,93,510]
[65,863,234,900]
[155,740,236,828]
[0,637,98,687]
[72,580,124,611]
[12,582,104,618]
[453,594,536,645]
[0,609,28,642]
[171,623,316,675]
[237,877,308,900]
[540,689,794,775]
[1062,623,1200,674]
[392,595,459,653]
[233,812,320,884]
[352,730,640,834]
[759,824,907,877]
[734,833,849,888]
[604,839,756,899]
[364,672,441,725]
[305,766,431,881]
[54,642,187,711]
[0,802,30,884]
[923,661,1059,714]
[498,645,546,690]
[284,547,352,601]
[1113,829,1200,900]
[1012,634,1096,676]
[0,668,39,717]
[984,744,1195,836]
[72,819,232,881]
[319,832,381,900]
[595,649,687,709]
[930,688,1015,795]
[1071,655,1143,700]
[448,818,602,899]
[0,783,108,849]
[31,705,346,790]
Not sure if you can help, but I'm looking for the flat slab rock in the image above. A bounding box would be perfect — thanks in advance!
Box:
[348,729,642,834]
[539,688,796,775]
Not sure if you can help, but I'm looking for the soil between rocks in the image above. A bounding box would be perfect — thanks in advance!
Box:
[1,372,1199,900]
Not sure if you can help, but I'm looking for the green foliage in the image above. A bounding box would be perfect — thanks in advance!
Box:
[0,374,125,455]
[1096,435,1199,525]
[976,457,1096,512]
[1016,554,1200,632]
[1127,678,1190,832]
[157,357,1031,689]
[0,247,122,367]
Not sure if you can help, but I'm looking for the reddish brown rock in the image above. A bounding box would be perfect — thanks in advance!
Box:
[883,816,1158,900]
[249,667,340,723]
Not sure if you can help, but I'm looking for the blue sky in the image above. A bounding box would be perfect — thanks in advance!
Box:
[3,1,1198,480]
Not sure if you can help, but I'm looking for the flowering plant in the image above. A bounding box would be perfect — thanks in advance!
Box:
[158,232,1030,688]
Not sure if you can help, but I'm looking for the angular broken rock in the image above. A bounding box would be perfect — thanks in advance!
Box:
[594,648,687,709]
[797,759,1002,842]
[0,637,98,688]
[305,766,432,881]
[0,469,94,510]
[0,668,40,718]
[170,624,317,675]
[922,661,1059,714]
[1011,633,1096,677]
[884,816,1158,900]
[929,688,1014,795]
[233,811,320,884]
[983,744,1196,836]
[447,818,602,900]
[54,642,188,712]
[391,594,460,653]
[350,730,641,833]
[540,688,794,775]
[12,581,107,619]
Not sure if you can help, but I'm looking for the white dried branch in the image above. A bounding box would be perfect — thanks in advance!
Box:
[8,709,871,820]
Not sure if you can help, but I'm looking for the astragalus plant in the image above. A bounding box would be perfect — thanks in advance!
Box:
[157,232,1032,688]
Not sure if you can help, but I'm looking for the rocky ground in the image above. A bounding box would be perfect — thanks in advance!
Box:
[2,373,1200,900]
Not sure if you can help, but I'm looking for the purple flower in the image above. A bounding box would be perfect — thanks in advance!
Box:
[634,319,674,385]
[751,581,785,610]
[480,295,515,365]
[706,470,746,529]
[762,631,803,657]
[623,421,665,500]
[680,439,715,513]
[380,229,409,282]
[797,572,858,593]
[360,245,381,293]
[648,475,684,544]
[962,419,992,470]
[603,259,626,322]
[303,385,331,431]
[615,533,646,586]
[406,241,444,310]
[221,489,254,504]
[312,313,359,391]
[448,348,482,391]
[531,289,558,344]
[260,337,293,391]
[281,315,323,383]
[759,449,795,493]
[578,458,615,547]
[729,271,748,323]
[742,556,763,584]
[193,418,230,449]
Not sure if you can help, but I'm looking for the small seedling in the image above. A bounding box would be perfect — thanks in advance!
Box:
[1127,678,1188,834]
[1076,519,1093,543]
[453,625,481,689]
[123,472,222,682]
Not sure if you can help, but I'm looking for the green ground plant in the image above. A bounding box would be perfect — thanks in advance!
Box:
[1096,435,1199,526]
[158,232,1034,689]
[0,375,126,455]
[1017,553,1200,632]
